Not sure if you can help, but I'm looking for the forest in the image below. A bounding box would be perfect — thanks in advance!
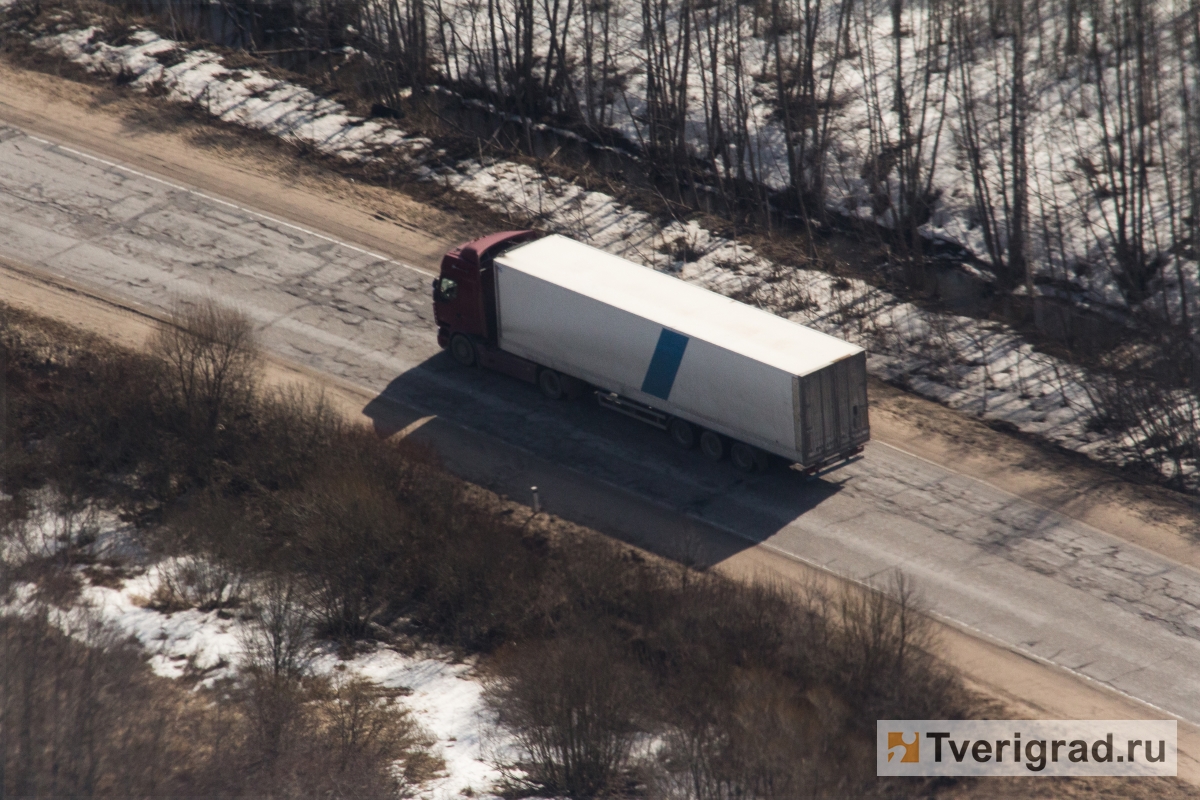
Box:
[119,0,1200,316]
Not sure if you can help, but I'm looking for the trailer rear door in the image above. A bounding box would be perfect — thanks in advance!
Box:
[797,352,869,466]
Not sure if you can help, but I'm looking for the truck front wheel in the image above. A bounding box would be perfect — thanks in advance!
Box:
[668,418,696,449]
[538,368,565,400]
[699,430,725,461]
[450,334,476,367]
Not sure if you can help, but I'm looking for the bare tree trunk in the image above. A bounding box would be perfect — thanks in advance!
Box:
[855,0,950,282]
[1010,0,1030,292]
[767,0,850,221]
[1066,0,1080,56]
[640,0,693,199]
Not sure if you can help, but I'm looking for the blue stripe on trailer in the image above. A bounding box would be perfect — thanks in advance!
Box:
[641,329,689,400]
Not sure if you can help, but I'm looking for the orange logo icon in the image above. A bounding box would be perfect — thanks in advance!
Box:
[887,732,919,763]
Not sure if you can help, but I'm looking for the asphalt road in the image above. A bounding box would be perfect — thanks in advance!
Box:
[3,123,1200,726]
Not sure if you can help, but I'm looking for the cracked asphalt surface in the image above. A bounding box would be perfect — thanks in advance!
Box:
[3,125,1199,724]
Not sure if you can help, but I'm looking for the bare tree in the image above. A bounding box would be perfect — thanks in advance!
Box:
[240,572,318,680]
[486,632,648,796]
[639,0,695,200]
[1073,0,1165,306]
[952,0,1031,289]
[580,0,621,130]
[150,297,260,438]
[357,0,431,105]
[767,0,855,218]
[854,0,952,278]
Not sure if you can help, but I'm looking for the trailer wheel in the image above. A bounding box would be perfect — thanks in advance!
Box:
[699,430,725,461]
[538,368,565,400]
[668,418,696,449]
[730,442,761,472]
[450,334,476,367]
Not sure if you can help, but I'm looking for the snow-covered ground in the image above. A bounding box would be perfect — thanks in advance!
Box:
[2,508,507,800]
[15,25,1198,490]
[425,0,1199,314]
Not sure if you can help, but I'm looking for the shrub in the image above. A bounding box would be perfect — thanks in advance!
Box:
[486,632,650,796]
[150,493,257,610]
[149,297,261,440]
[239,572,318,680]
[0,608,440,798]
[0,608,191,796]
[321,675,439,781]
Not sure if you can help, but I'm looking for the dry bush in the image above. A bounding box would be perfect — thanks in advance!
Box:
[236,668,311,769]
[150,494,256,610]
[279,431,541,646]
[289,465,407,640]
[485,539,969,798]
[10,299,351,506]
[0,310,32,497]
[320,674,441,782]
[652,670,869,800]
[2,314,164,501]
[251,384,345,491]
[408,498,548,650]
[224,667,439,797]
[0,607,438,798]
[0,608,193,796]
[485,632,650,796]
[149,296,261,439]
[153,553,247,610]
[52,349,164,487]
[240,571,318,680]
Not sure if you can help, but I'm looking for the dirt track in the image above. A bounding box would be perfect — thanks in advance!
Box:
[4,57,1200,790]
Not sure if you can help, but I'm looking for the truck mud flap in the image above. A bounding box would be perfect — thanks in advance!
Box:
[800,446,865,478]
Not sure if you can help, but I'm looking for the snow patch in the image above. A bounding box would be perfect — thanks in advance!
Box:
[39,28,436,165]
[4,548,507,799]
[314,648,511,799]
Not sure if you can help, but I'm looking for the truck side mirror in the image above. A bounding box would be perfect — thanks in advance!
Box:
[434,277,458,302]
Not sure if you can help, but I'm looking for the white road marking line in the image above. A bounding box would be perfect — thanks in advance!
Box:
[395,414,437,439]
[871,438,1200,575]
[19,131,438,278]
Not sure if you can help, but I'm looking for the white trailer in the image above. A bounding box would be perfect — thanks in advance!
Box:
[484,234,869,471]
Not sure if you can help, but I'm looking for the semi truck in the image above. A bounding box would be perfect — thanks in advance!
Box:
[432,230,869,473]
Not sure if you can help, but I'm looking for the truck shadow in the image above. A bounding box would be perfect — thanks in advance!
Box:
[361,351,846,569]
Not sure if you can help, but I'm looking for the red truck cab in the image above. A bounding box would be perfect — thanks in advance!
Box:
[433,230,540,375]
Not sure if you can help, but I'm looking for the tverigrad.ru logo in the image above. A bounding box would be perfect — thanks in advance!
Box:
[878,720,1176,776]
